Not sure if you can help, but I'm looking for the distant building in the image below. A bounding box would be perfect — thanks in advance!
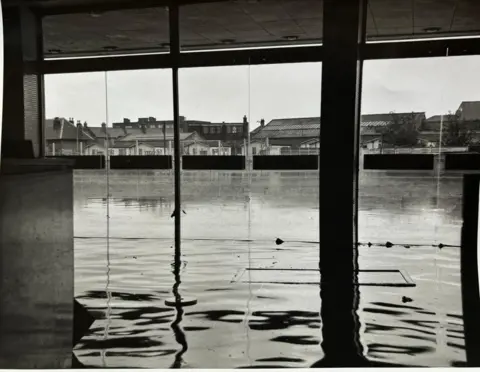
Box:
[111,115,248,154]
[45,117,95,155]
[184,140,232,156]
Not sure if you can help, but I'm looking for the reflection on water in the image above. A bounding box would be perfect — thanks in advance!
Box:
[73,170,465,367]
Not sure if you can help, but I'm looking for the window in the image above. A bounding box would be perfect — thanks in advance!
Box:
[252,147,257,155]
[232,126,237,134]
[205,127,210,134]
[193,148,197,155]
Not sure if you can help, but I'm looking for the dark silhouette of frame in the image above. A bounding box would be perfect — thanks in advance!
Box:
[461,174,480,366]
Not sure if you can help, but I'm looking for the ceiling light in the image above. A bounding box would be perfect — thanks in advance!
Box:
[220,38,236,44]
[423,27,441,33]
[47,49,62,54]
[103,45,118,51]
[283,35,299,41]
[90,11,103,18]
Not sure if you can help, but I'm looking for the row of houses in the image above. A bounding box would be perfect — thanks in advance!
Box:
[46,101,480,156]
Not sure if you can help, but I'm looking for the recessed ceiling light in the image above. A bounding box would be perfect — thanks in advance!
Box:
[103,45,118,51]
[423,27,441,33]
[220,38,236,44]
[283,35,299,41]
[47,49,62,54]
[90,11,103,18]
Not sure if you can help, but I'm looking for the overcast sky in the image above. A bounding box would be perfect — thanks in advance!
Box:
[45,55,480,131]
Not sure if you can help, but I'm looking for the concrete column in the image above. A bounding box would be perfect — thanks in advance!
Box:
[2,5,44,158]
[316,0,367,367]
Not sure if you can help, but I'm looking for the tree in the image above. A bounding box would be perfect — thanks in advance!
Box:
[382,112,419,147]
[442,111,472,146]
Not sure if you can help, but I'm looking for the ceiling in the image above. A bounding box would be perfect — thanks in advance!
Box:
[37,0,480,57]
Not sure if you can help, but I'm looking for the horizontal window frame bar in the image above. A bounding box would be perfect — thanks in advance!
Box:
[36,36,480,75]
[363,154,435,170]
[444,153,480,171]
[362,37,480,60]
[38,46,323,74]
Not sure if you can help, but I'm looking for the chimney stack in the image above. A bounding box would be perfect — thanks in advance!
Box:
[53,117,62,132]
[123,118,130,124]
[83,121,88,128]
[69,117,74,124]
[260,118,265,127]
[180,115,188,133]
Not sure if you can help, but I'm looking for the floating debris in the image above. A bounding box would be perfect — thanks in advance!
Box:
[438,243,444,249]
[170,210,175,218]
[402,296,413,303]
[367,242,372,247]
[275,238,284,245]
[133,256,137,259]
[404,245,411,249]
[385,241,393,248]
[182,210,186,214]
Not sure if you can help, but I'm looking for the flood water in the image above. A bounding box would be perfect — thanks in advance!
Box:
[73,170,466,368]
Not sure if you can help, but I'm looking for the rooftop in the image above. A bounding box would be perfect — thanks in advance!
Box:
[45,118,94,141]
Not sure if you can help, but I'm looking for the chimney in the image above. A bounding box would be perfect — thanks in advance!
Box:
[260,118,265,127]
[53,117,62,132]
[69,117,74,124]
[83,121,88,128]
[123,118,130,124]
[243,115,249,138]
[180,115,188,133]
[101,122,107,134]
[148,117,156,122]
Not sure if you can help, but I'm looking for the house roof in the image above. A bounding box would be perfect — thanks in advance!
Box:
[301,138,320,145]
[361,112,426,127]
[184,140,223,148]
[252,113,426,139]
[45,118,94,141]
[88,126,126,139]
[253,117,321,139]
[362,137,382,144]
[457,101,480,121]
[118,130,196,141]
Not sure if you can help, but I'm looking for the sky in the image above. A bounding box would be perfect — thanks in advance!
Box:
[45,55,480,131]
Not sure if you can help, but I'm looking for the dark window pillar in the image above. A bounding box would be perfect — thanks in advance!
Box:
[2,5,44,158]
[317,0,366,367]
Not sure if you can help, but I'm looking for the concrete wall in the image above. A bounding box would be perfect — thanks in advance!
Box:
[0,168,74,368]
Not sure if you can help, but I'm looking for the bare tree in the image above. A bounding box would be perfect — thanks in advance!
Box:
[382,112,419,147]
[442,111,472,147]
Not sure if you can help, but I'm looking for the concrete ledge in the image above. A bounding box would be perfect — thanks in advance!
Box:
[0,161,74,368]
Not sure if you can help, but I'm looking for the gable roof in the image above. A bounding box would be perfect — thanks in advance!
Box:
[118,130,197,141]
[361,112,426,127]
[457,101,480,121]
[252,117,320,139]
[45,118,94,141]
[88,126,126,139]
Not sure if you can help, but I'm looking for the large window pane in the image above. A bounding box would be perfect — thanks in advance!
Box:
[358,55,480,367]
[175,62,321,368]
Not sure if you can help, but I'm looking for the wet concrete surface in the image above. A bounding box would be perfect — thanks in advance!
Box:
[73,170,465,367]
